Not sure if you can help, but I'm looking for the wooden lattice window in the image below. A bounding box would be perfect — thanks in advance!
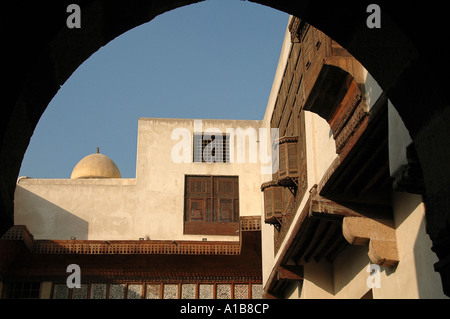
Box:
[193,133,230,163]
[51,282,263,299]
[7,282,41,299]
[278,136,300,185]
[184,175,239,235]
[261,181,285,225]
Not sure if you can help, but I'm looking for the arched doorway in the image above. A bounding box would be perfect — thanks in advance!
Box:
[2,0,449,296]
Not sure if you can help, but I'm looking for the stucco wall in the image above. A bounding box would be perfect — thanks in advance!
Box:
[15,178,137,240]
[260,20,293,287]
[376,192,446,299]
[135,118,264,240]
[292,191,447,299]
[14,117,263,242]
[388,100,413,176]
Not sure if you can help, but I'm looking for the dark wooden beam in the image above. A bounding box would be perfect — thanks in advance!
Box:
[277,265,303,281]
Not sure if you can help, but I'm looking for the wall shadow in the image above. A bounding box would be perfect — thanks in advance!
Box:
[411,204,448,298]
[14,185,89,240]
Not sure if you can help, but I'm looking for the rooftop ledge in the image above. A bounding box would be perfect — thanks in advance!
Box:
[16,176,137,186]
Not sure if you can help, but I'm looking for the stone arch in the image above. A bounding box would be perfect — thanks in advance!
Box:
[2,0,450,296]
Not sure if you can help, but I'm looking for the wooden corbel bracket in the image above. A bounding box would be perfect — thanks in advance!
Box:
[277,265,304,282]
[342,217,399,267]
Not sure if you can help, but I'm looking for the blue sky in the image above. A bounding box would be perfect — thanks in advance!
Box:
[19,1,289,179]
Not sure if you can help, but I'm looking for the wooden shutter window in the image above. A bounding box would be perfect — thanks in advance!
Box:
[218,180,234,194]
[218,199,233,222]
[278,136,299,185]
[184,175,239,235]
[261,181,284,225]
[189,199,206,221]
[190,180,206,193]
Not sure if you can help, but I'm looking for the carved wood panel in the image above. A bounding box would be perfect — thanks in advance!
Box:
[269,18,315,254]
[184,175,239,235]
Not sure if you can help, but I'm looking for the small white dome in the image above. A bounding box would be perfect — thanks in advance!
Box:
[70,150,121,179]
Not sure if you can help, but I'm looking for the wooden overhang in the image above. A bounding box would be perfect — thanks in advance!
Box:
[304,54,402,269]
[317,93,393,218]
[304,61,394,219]
[264,189,361,298]
[265,51,403,298]
[288,191,362,264]
[0,217,262,284]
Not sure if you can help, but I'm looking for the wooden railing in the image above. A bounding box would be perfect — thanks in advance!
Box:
[1,216,261,256]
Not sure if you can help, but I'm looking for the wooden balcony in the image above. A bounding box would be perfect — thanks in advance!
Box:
[261,180,285,226]
[277,136,300,187]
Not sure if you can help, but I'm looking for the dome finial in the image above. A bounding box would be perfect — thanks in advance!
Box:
[96,147,99,154]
